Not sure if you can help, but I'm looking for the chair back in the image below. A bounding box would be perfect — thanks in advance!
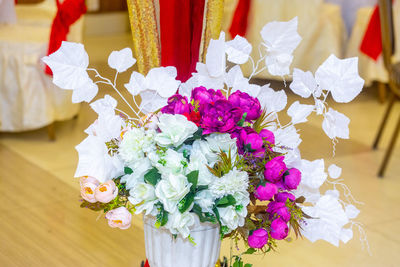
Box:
[378,0,395,70]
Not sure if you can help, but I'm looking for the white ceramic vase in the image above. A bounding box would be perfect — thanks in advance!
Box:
[143,215,221,267]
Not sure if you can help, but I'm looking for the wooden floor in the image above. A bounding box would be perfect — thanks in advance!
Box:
[1,35,400,266]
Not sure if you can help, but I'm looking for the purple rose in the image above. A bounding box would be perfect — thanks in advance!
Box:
[283,168,301,190]
[228,91,262,121]
[232,127,264,157]
[248,228,269,248]
[275,192,296,203]
[191,86,225,110]
[255,183,278,201]
[259,129,275,146]
[267,201,291,222]
[200,100,243,134]
[161,94,192,115]
[264,156,287,183]
[270,218,289,240]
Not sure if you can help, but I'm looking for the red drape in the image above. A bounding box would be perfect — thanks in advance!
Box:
[159,0,205,82]
[229,0,251,38]
[45,0,87,75]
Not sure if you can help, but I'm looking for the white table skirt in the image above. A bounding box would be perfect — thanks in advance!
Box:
[223,0,346,80]
[0,1,83,132]
[346,2,400,86]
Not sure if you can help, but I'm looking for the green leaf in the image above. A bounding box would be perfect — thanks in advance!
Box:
[183,128,204,145]
[124,166,133,174]
[244,143,256,153]
[196,185,208,192]
[192,204,217,223]
[178,192,195,213]
[216,194,236,207]
[243,248,256,255]
[186,170,199,191]
[237,112,247,127]
[155,205,168,228]
[244,264,253,267]
[144,167,161,186]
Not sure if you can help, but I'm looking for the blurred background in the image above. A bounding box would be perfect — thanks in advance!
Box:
[0,0,399,266]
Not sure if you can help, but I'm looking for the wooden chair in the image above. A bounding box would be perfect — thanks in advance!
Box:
[372,0,400,177]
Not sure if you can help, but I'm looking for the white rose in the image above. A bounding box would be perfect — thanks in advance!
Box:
[121,158,152,190]
[166,211,195,238]
[155,173,191,213]
[209,168,249,199]
[206,133,237,155]
[218,206,245,231]
[187,151,215,186]
[157,149,187,176]
[194,190,215,213]
[118,128,147,164]
[155,114,198,147]
[128,182,157,215]
[192,140,217,164]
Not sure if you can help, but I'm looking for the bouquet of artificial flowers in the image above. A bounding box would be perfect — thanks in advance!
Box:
[43,17,366,266]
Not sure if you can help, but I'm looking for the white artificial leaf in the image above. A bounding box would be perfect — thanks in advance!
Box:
[328,164,342,179]
[125,71,146,96]
[315,99,325,115]
[146,67,180,98]
[322,108,350,139]
[226,65,260,97]
[274,125,302,151]
[290,68,317,98]
[71,78,98,103]
[206,32,226,78]
[225,35,252,64]
[179,76,197,98]
[90,94,117,115]
[139,90,168,114]
[287,101,314,124]
[193,63,225,89]
[315,55,364,103]
[108,47,136,73]
[85,113,124,142]
[345,204,360,219]
[225,65,243,88]
[74,135,124,183]
[325,189,340,199]
[42,41,89,90]
[300,159,328,189]
[257,85,287,113]
[340,228,353,244]
[260,17,302,76]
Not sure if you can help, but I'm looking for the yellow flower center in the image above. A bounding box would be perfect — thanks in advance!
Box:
[99,186,108,192]
[84,187,94,195]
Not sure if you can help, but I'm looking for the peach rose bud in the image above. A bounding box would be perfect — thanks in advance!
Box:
[80,176,100,203]
[95,180,118,203]
[105,207,132,230]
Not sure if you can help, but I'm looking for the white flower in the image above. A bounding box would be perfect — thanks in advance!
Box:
[74,135,124,183]
[121,158,152,190]
[322,108,350,139]
[155,173,191,213]
[191,140,215,164]
[187,150,215,185]
[118,128,147,164]
[156,149,187,176]
[218,205,247,231]
[206,133,237,157]
[209,168,249,199]
[194,190,215,213]
[155,114,198,147]
[128,182,157,215]
[166,211,195,239]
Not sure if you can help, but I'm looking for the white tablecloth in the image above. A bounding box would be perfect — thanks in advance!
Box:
[223,0,346,80]
[0,0,83,131]
[346,2,400,86]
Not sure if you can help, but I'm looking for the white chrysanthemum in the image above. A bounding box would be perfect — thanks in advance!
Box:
[128,182,157,215]
[194,190,215,213]
[166,211,195,239]
[209,168,249,199]
[155,173,191,213]
[155,114,198,147]
[118,128,155,164]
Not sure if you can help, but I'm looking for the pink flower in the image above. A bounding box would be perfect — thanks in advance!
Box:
[283,168,301,190]
[267,201,291,222]
[255,183,278,201]
[248,228,269,248]
[95,180,118,203]
[105,207,132,230]
[264,156,286,183]
[228,91,262,121]
[200,100,243,134]
[161,94,192,115]
[80,176,100,203]
[259,129,275,146]
[275,192,296,203]
[270,218,289,240]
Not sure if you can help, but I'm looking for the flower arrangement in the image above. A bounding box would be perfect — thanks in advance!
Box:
[43,17,367,266]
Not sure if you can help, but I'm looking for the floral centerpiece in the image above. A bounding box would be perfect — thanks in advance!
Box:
[43,18,367,267]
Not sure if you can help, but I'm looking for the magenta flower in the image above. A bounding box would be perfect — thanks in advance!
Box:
[200,100,243,134]
[161,94,192,115]
[255,183,278,201]
[267,201,291,222]
[275,192,296,203]
[264,156,287,183]
[270,218,289,240]
[228,91,262,121]
[191,86,225,109]
[283,168,301,190]
[259,129,275,146]
[232,127,265,157]
[248,228,269,248]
